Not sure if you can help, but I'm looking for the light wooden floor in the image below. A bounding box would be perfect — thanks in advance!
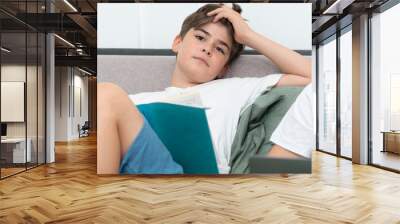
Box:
[1,162,45,178]
[1,134,400,223]
[1,167,26,177]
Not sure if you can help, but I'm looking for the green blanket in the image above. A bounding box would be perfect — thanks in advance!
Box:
[229,87,304,174]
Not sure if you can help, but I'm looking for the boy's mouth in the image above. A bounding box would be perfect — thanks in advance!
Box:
[193,57,209,67]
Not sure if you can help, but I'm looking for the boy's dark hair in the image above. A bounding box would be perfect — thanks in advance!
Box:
[179,3,244,66]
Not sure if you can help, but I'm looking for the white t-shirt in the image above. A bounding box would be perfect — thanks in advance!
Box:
[129,74,282,174]
[270,84,315,158]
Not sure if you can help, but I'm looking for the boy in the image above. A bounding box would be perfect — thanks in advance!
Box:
[97,3,312,174]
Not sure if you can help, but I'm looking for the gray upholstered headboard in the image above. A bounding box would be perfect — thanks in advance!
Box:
[97,53,281,94]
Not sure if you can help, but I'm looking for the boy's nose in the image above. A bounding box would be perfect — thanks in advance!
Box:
[202,48,211,56]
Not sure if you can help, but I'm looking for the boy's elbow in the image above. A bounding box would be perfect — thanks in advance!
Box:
[297,77,312,87]
[297,73,312,86]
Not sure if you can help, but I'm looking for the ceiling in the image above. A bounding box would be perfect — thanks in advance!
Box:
[0,0,392,75]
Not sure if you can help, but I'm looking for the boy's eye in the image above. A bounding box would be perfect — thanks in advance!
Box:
[195,35,204,41]
[216,47,225,55]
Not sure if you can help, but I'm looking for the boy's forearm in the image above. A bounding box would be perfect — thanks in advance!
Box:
[244,31,311,80]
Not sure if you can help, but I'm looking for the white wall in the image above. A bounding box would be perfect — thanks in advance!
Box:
[55,67,89,141]
[98,3,311,50]
[1,63,46,164]
[1,65,38,138]
[72,73,89,138]
[55,67,69,141]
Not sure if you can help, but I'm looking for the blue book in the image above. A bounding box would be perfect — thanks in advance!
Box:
[137,102,219,174]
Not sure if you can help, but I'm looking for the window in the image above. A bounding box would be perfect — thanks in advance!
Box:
[339,28,352,158]
[370,2,400,171]
[390,74,400,130]
[0,1,47,179]
[318,36,337,155]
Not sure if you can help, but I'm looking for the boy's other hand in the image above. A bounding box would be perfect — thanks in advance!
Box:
[207,4,253,45]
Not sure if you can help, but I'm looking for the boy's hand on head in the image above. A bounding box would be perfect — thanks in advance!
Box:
[207,4,253,45]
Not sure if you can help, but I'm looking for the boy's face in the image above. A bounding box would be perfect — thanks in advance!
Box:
[172,22,232,84]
